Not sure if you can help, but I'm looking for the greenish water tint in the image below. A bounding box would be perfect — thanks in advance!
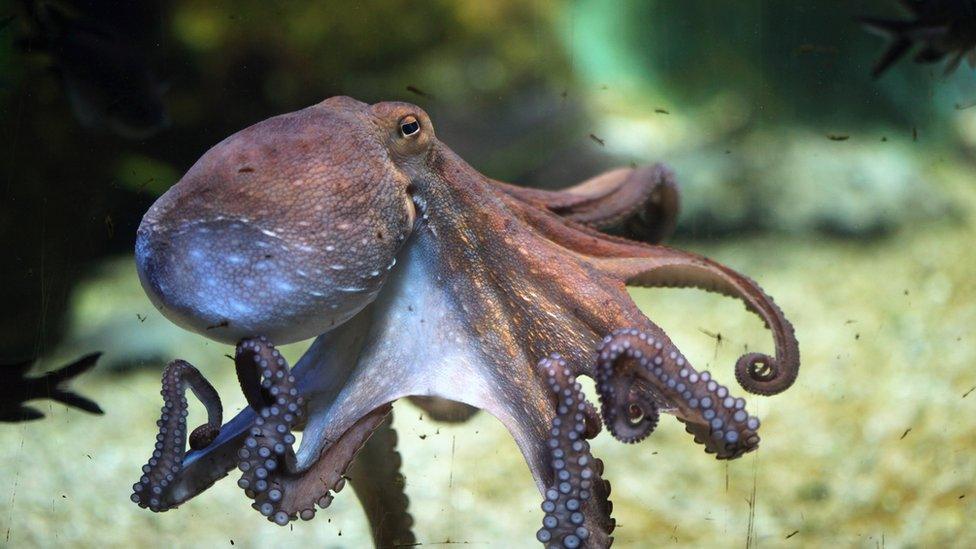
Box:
[2,1,975,547]
[4,181,976,545]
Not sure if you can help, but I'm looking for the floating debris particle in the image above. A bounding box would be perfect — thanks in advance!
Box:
[405,85,432,99]
[136,177,156,191]
[698,328,723,342]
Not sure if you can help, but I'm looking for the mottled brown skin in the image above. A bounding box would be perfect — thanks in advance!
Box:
[131,96,799,546]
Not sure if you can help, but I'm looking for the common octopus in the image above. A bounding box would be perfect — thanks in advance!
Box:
[130,96,799,547]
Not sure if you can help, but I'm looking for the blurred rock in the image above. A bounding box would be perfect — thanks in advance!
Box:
[670,130,957,238]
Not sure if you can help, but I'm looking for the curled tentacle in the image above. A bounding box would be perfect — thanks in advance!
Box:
[597,374,660,444]
[236,348,271,411]
[541,374,603,440]
[596,329,761,459]
[623,164,680,244]
[579,399,603,440]
[503,190,799,397]
[131,359,223,511]
[536,355,615,548]
[734,351,790,397]
[611,250,798,396]
[494,163,680,244]
[556,164,679,244]
[234,337,392,526]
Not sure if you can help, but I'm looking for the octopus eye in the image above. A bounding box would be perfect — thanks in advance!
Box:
[399,115,421,138]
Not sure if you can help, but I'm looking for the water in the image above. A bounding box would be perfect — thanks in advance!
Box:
[1,1,974,546]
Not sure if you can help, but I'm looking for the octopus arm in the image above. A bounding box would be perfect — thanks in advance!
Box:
[599,247,799,396]
[535,355,615,548]
[129,328,407,530]
[239,329,417,542]
[505,197,798,396]
[592,327,762,459]
[494,163,679,243]
[345,413,416,547]
[131,359,241,511]
[233,337,393,525]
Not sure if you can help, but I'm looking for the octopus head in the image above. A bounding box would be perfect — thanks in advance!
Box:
[135,97,433,343]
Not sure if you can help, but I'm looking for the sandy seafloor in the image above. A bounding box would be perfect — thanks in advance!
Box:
[1,177,974,548]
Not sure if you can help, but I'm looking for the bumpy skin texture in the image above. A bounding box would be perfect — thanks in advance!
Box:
[132,96,800,545]
[536,355,614,548]
[136,97,415,345]
[131,359,223,511]
[595,329,760,459]
[493,163,680,244]
[233,337,392,526]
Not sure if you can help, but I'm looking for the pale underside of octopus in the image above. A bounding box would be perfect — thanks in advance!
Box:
[130,96,799,547]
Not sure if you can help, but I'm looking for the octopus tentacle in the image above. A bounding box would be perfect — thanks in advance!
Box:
[606,248,799,396]
[598,375,659,444]
[595,329,761,459]
[536,355,615,548]
[236,349,271,411]
[506,195,799,396]
[539,372,603,440]
[234,337,392,526]
[495,163,680,244]
[579,399,603,440]
[131,359,224,511]
[347,412,416,548]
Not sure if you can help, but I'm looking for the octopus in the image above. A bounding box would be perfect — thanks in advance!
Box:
[130,96,799,547]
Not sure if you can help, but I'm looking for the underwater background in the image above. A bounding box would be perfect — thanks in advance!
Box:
[1,0,974,546]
